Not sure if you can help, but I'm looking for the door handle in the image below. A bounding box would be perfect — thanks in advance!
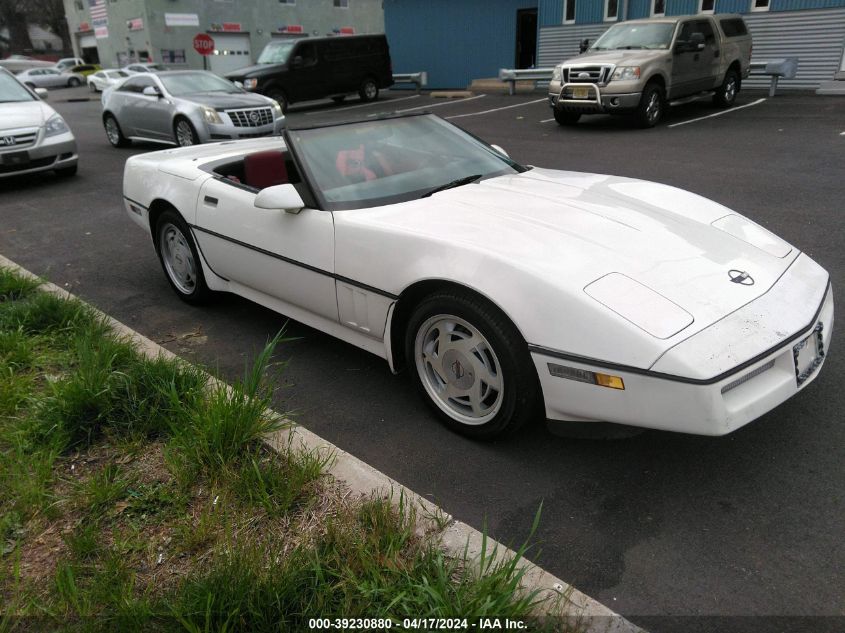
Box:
[203,196,218,207]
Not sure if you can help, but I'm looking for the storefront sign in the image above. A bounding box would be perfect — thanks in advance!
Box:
[278,25,303,34]
[94,25,109,39]
[164,13,200,27]
[128,18,144,31]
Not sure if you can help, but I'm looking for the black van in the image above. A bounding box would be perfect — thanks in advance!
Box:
[226,35,393,111]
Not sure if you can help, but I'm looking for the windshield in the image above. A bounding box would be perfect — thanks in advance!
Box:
[258,41,297,64]
[106,71,128,79]
[0,72,35,102]
[287,114,527,211]
[160,72,241,95]
[591,23,676,50]
[146,64,167,71]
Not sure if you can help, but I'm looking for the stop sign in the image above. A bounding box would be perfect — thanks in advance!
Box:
[193,33,215,56]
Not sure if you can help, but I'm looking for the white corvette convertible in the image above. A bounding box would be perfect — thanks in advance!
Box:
[123,113,833,439]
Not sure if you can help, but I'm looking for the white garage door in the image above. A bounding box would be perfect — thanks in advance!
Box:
[78,34,96,49]
[208,33,252,75]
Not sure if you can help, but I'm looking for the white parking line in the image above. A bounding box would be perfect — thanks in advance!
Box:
[383,94,487,115]
[540,118,555,123]
[305,94,420,115]
[445,98,547,120]
[668,98,766,128]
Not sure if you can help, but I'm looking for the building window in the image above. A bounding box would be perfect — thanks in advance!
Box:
[700,0,715,12]
[751,0,769,10]
[605,0,618,21]
[160,49,186,64]
[74,0,82,10]
[279,0,296,4]
[652,0,665,17]
[334,0,349,8]
[564,0,576,23]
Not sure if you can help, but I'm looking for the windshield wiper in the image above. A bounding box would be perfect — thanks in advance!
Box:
[421,174,483,198]
[619,45,646,49]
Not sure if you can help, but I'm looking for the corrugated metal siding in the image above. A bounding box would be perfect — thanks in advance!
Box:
[538,23,611,63]
[384,0,538,89]
[667,0,700,15]
[539,0,564,25]
[577,0,608,23]
[539,7,845,86]
[771,0,845,11]
[715,0,749,13]
[627,0,654,19]
[744,7,845,88]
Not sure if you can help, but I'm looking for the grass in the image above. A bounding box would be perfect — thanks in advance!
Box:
[0,267,570,631]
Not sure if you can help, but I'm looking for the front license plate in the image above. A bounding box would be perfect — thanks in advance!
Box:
[793,324,824,385]
[572,86,590,99]
[1,151,29,166]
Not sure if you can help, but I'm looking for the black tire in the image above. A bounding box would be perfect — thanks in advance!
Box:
[173,117,199,147]
[265,87,288,113]
[103,113,130,148]
[55,165,77,178]
[635,81,665,128]
[332,95,346,104]
[405,291,541,440]
[358,77,379,102]
[154,209,212,305]
[713,69,740,108]
[553,109,581,126]
[68,77,81,87]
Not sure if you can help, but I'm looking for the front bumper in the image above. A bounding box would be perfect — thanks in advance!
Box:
[548,81,641,114]
[199,116,285,143]
[0,129,77,178]
[533,257,834,436]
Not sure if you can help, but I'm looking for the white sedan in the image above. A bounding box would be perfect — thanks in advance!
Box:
[16,67,83,89]
[88,69,129,92]
[122,113,834,439]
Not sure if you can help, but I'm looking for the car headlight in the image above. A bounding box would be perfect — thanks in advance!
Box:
[269,99,283,117]
[201,106,223,125]
[552,66,562,82]
[243,78,258,90]
[43,114,69,137]
[611,66,641,81]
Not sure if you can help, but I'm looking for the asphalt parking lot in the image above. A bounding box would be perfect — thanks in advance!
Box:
[2,87,843,632]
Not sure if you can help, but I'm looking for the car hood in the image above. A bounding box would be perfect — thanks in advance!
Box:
[178,92,272,110]
[561,49,668,67]
[345,168,798,337]
[0,99,53,130]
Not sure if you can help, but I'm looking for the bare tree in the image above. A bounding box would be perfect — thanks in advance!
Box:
[27,0,72,54]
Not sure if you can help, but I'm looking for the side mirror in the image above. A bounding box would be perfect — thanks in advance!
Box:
[490,144,509,158]
[142,85,161,97]
[579,38,590,54]
[254,183,305,214]
[34,87,48,99]
[291,56,303,68]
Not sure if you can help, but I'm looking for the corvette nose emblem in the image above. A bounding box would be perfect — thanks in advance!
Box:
[728,270,754,285]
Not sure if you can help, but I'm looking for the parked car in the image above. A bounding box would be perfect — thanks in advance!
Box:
[548,14,752,127]
[0,67,78,178]
[101,70,285,148]
[0,55,54,73]
[88,69,129,92]
[225,34,393,111]
[54,57,85,72]
[122,63,168,74]
[121,112,833,439]
[17,67,84,88]
[66,63,102,77]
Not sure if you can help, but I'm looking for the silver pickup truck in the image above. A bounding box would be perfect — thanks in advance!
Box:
[548,14,752,128]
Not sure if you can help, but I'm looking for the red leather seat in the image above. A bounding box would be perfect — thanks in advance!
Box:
[335,145,376,182]
[244,150,288,189]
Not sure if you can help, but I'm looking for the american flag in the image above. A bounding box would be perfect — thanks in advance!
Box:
[88,0,107,22]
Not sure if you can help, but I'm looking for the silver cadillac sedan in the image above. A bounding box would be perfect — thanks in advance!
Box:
[101,70,285,148]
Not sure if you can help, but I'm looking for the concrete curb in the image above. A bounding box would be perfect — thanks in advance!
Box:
[0,254,644,633]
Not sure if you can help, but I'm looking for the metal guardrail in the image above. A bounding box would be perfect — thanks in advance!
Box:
[499,68,554,95]
[392,71,427,94]
[500,58,800,98]
[748,58,799,97]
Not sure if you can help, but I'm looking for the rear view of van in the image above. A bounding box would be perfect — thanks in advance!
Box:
[226,34,393,111]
